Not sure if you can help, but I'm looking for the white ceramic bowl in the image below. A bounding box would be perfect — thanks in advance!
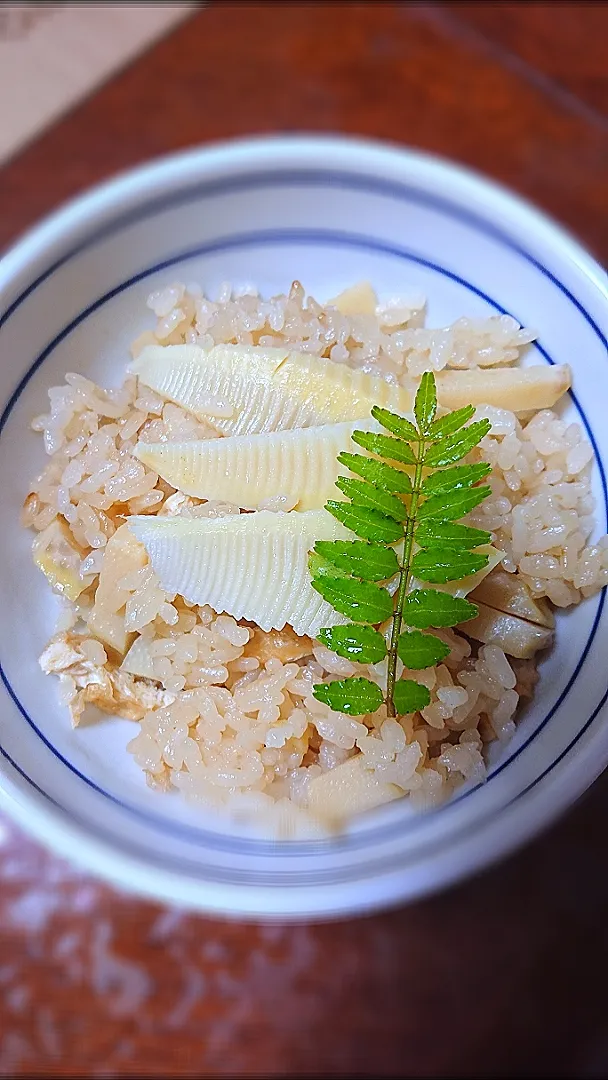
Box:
[0,136,607,920]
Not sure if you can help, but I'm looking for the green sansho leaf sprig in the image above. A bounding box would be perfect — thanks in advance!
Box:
[310,372,492,718]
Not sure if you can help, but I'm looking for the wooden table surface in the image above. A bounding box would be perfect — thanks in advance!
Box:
[1,3,607,1076]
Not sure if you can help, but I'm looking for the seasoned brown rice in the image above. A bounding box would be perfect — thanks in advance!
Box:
[23,281,608,837]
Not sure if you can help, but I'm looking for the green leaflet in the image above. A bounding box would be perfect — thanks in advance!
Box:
[308,552,349,580]
[325,500,403,543]
[415,521,491,550]
[414,371,437,434]
[421,462,491,497]
[403,589,478,629]
[370,406,419,441]
[338,452,412,494]
[397,630,451,669]
[312,372,491,720]
[428,404,475,439]
[335,476,408,521]
[393,679,431,714]
[312,677,383,716]
[313,540,400,581]
[425,419,491,467]
[417,484,492,521]
[311,574,394,623]
[411,548,489,584]
[351,429,417,465]
[318,625,387,664]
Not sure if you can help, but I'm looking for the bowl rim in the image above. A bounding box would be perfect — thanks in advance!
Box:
[1,133,606,303]
[0,134,607,920]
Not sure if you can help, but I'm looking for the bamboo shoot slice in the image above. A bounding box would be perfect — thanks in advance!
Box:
[33,519,86,602]
[127,509,350,639]
[134,421,373,510]
[327,281,378,315]
[87,524,148,656]
[463,601,553,658]
[130,343,412,435]
[435,364,571,413]
[307,754,401,824]
[132,344,570,434]
[470,567,554,628]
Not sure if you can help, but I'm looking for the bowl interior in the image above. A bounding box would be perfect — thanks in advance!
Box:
[0,140,607,916]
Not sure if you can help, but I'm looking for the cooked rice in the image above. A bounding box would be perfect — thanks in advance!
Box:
[24,281,607,838]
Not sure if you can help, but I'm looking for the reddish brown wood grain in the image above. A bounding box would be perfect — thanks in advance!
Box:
[1,3,607,1077]
[0,3,607,259]
[443,1,608,117]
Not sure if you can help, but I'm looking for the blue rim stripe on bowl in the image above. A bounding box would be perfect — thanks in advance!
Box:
[0,224,606,868]
[0,166,604,881]
[1,170,606,349]
[1,680,608,887]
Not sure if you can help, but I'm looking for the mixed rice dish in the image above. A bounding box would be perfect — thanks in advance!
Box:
[22,279,607,837]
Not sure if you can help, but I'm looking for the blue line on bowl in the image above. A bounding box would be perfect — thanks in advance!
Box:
[2,681,608,888]
[1,169,606,349]
[1,228,606,854]
[0,205,606,871]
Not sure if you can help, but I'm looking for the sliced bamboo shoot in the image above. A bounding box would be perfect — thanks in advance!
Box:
[121,636,155,679]
[134,421,374,510]
[130,343,412,435]
[327,281,378,315]
[470,567,554,628]
[435,364,571,413]
[132,344,570,434]
[307,754,401,824]
[87,524,148,656]
[463,601,553,658]
[33,519,86,602]
[127,510,350,639]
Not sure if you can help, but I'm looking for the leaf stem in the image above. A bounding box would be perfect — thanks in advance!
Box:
[386,437,426,715]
